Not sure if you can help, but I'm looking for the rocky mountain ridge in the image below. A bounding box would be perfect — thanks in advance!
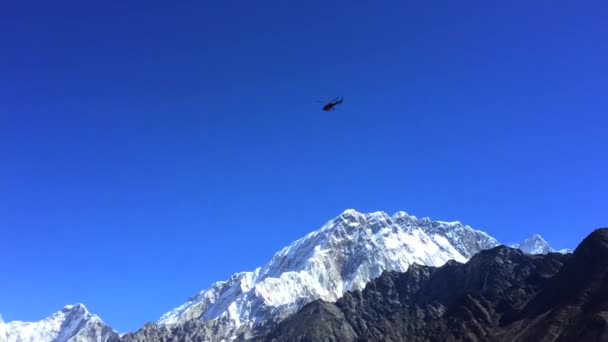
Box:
[259,228,608,342]
[1,209,572,342]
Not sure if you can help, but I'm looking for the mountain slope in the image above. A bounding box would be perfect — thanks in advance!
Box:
[0,304,119,342]
[260,228,608,342]
[123,209,500,341]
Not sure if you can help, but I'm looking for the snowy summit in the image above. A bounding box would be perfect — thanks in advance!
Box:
[0,304,119,342]
[2,209,564,342]
[513,234,568,255]
[154,209,501,341]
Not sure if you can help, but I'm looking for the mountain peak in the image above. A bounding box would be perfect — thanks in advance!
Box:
[0,304,118,342]
[528,234,548,244]
[572,227,608,257]
[148,209,501,341]
[338,208,366,221]
[393,211,419,222]
[62,303,89,313]
[341,208,360,216]
[515,234,553,255]
[393,210,410,217]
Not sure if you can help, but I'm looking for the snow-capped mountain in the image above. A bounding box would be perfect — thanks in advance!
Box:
[5,208,564,342]
[0,304,119,342]
[149,209,501,341]
[513,234,569,255]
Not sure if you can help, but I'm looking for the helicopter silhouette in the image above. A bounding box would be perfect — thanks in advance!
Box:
[320,97,344,112]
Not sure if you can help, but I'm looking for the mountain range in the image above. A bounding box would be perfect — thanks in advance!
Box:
[0,209,579,342]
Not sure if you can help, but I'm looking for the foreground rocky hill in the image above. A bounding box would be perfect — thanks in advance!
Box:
[259,228,608,342]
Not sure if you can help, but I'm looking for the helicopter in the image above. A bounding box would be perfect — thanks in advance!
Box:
[321,97,344,112]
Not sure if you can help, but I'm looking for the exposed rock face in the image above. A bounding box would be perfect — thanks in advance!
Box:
[258,228,608,342]
[504,228,608,342]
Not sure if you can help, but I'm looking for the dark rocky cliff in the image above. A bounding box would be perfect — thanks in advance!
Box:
[259,228,608,342]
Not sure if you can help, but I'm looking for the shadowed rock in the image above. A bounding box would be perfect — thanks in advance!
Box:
[257,228,608,342]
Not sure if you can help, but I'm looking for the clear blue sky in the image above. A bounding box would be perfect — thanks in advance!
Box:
[1,0,606,333]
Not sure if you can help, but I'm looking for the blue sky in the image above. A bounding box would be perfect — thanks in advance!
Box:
[1,0,606,333]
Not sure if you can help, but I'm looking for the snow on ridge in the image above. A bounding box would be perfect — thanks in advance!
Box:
[436,220,462,225]
[341,208,359,215]
[513,234,570,255]
[155,208,500,341]
[515,234,555,255]
[0,208,566,342]
[0,303,117,342]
